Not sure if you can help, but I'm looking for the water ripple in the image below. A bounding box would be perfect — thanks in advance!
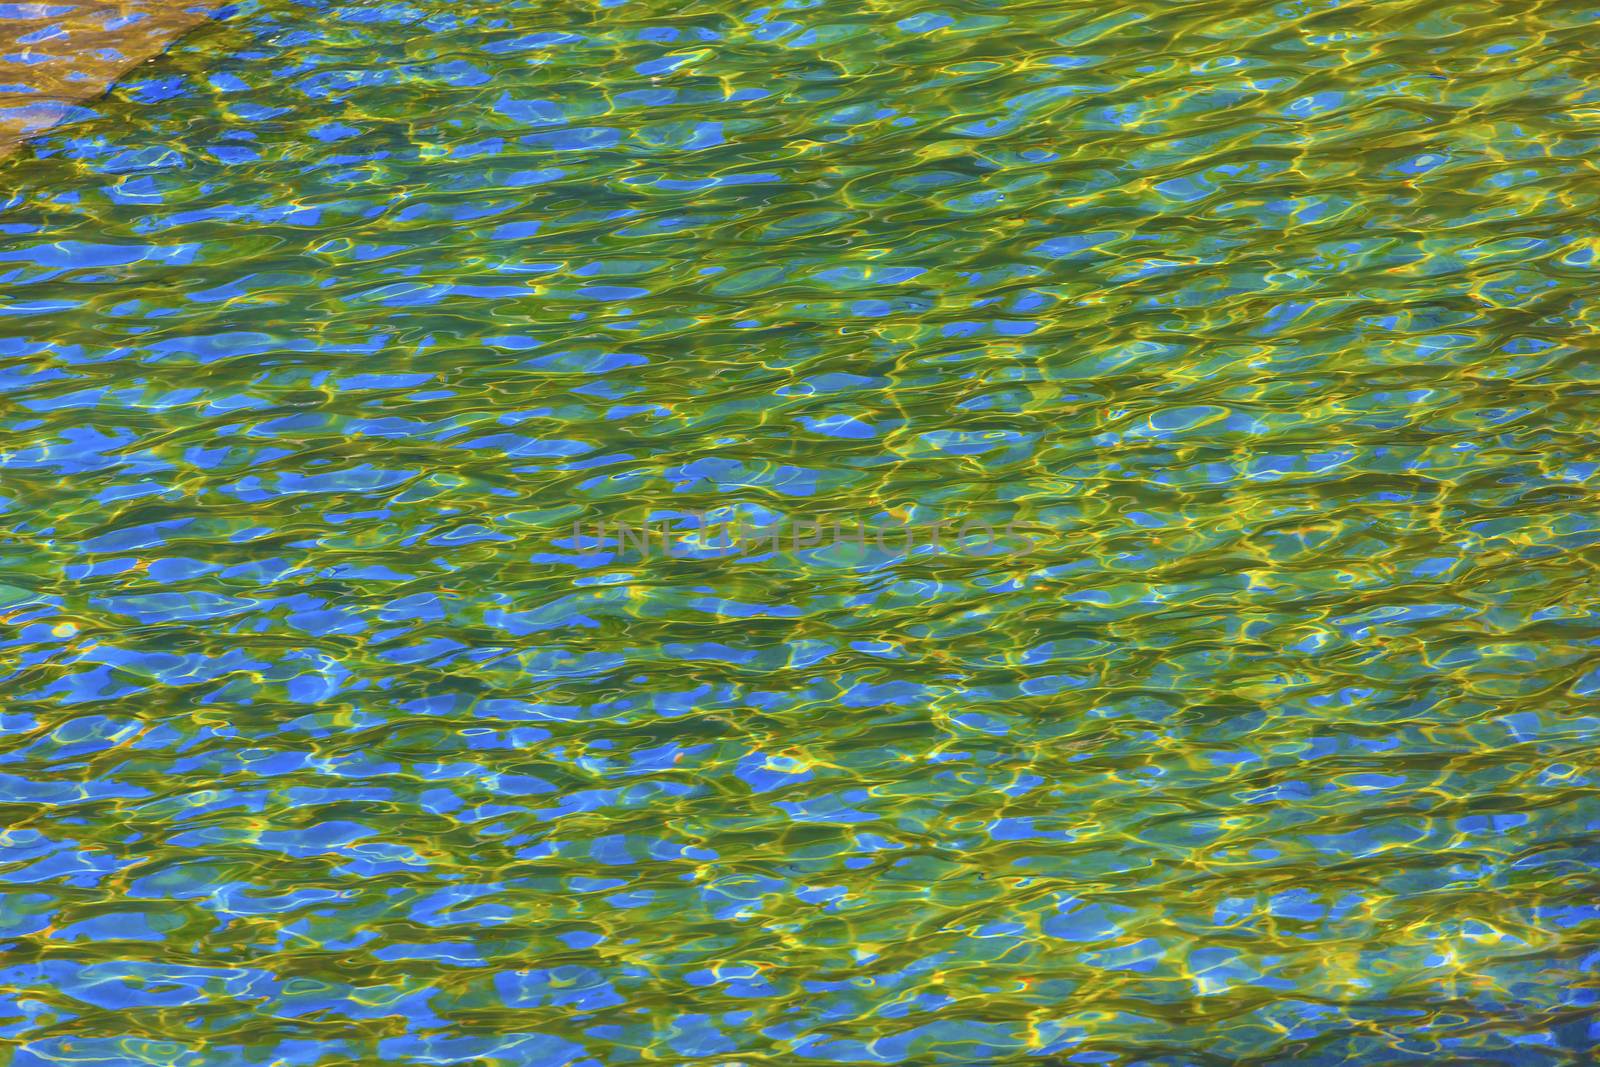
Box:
[1,0,1599,1063]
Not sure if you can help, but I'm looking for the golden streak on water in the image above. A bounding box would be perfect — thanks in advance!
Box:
[0,0,1597,1063]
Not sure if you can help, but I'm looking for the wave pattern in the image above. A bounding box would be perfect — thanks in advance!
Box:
[3,0,1600,1063]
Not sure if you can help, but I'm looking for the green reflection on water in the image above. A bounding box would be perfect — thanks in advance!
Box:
[1,0,1599,1063]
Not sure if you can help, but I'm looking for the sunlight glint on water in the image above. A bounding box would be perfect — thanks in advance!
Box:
[1,0,1599,1063]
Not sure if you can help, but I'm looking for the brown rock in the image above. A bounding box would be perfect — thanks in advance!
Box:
[0,0,217,158]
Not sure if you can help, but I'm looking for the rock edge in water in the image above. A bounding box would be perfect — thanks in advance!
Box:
[0,0,216,159]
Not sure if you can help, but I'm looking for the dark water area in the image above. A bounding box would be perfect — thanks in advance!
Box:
[1,0,1600,1063]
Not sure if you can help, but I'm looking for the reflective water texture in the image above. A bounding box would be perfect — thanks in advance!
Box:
[0,0,217,158]
[2,0,1599,1063]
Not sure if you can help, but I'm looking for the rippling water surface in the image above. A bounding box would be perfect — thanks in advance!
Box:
[3,0,1600,1063]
